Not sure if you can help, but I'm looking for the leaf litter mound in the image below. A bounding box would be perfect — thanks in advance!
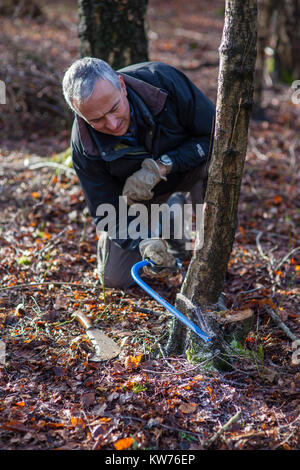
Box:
[0,0,299,451]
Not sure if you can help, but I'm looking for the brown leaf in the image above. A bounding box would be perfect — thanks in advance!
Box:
[107,391,119,402]
[179,403,198,414]
[53,366,66,377]
[1,420,30,432]
[81,392,95,408]
[92,424,107,438]
[54,296,67,310]
[124,354,143,370]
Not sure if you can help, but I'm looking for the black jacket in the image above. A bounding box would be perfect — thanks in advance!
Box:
[71,61,215,250]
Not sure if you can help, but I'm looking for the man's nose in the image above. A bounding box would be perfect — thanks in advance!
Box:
[105,114,118,130]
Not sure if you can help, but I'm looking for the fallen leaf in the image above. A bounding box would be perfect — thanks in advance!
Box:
[81,392,95,408]
[92,424,107,438]
[107,391,119,402]
[179,403,198,414]
[71,416,85,428]
[124,354,143,370]
[1,420,30,432]
[53,366,66,377]
[283,443,291,450]
[114,437,134,450]
[273,195,282,204]
[54,296,67,310]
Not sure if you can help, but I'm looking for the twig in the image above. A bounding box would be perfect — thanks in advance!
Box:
[53,316,77,327]
[203,410,241,448]
[255,231,275,268]
[37,227,68,258]
[249,229,290,241]
[0,281,100,291]
[273,416,300,450]
[98,412,203,438]
[265,306,298,342]
[157,342,177,371]
[131,305,165,316]
[142,353,220,375]
[141,364,201,376]
[274,246,300,271]
[26,162,76,176]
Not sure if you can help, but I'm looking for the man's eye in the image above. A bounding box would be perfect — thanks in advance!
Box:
[92,117,104,123]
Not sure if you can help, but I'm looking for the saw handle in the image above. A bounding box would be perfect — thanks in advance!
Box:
[75,311,92,330]
[131,260,212,343]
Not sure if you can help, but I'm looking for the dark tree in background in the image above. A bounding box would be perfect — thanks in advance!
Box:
[0,0,43,18]
[274,0,300,83]
[78,0,149,69]
[254,0,300,114]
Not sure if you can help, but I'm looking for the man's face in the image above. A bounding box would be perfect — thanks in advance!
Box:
[74,76,130,136]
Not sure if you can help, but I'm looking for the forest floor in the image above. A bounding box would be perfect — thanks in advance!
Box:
[0,0,299,452]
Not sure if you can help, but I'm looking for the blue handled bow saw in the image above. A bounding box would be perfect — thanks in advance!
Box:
[131,259,211,343]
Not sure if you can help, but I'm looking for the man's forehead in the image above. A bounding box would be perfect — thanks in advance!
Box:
[90,78,120,99]
[75,79,121,119]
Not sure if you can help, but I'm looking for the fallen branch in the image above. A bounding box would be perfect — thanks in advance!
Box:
[96,411,204,439]
[274,246,300,271]
[0,281,100,291]
[26,162,76,176]
[142,353,220,375]
[265,306,298,342]
[37,228,68,258]
[204,410,241,448]
[131,305,165,316]
[256,231,275,268]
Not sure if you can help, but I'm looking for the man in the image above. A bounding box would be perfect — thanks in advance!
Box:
[62,58,215,288]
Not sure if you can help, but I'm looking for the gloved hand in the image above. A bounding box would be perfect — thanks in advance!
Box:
[122,158,166,205]
[139,238,176,277]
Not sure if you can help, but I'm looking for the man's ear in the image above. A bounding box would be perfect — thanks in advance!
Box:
[119,75,127,95]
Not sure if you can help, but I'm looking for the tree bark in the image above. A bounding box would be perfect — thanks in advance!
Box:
[253,0,300,114]
[0,0,44,18]
[167,0,257,369]
[273,0,300,82]
[253,0,277,116]
[78,0,148,70]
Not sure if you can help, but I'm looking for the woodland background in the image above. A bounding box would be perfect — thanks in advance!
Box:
[0,0,299,451]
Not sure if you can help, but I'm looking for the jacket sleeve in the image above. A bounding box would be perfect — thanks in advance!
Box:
[71,130,141,251]
[158,66,215,173]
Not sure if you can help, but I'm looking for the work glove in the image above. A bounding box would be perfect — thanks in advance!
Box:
[139,238,176,277]
[122,158,166,205]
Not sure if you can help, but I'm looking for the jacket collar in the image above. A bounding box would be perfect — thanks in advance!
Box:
[120,72,167,116]
[76,74,168,158]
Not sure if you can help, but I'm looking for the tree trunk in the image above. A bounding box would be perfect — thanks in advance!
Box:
[273,0,300,83]
[0,0,44,18]
[167,0,257,370]
[253,0,300,114]
[253,0,277,116]
[78,0,149,70]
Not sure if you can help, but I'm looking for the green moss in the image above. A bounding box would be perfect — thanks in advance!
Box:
[17,256,32,266]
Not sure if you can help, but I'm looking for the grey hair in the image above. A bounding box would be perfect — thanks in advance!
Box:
[62,57,121,114]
